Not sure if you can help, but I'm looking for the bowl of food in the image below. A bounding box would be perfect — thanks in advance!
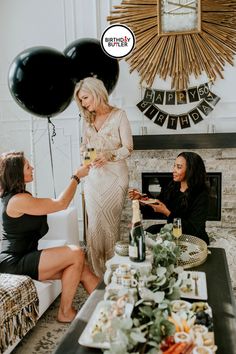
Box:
[114,241,129,256]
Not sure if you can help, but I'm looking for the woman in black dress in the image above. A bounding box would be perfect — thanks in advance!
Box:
[129,151,209,245]
[0,151,99,322]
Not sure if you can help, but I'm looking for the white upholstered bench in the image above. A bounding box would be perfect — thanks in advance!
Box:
[1,206,79,354]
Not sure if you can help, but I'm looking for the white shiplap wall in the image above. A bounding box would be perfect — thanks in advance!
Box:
[0,0,236,236]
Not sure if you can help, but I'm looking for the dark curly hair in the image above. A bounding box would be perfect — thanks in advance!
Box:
[0,151,26,197]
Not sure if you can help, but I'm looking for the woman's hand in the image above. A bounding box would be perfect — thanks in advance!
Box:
[75,164,90,179]
[150,200,171,217]
[128,189,142,200]
[92,153,107,168]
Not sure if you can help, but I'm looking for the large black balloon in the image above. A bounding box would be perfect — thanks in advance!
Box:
[64,38,119,94]
[8,46,75,117]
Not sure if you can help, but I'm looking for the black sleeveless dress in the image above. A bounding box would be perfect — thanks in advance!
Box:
[0,193,49,279]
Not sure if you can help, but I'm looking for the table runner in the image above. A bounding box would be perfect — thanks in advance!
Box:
[0,273,39,353]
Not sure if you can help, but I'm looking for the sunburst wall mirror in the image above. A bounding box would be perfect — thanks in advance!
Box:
[107,0,236,90]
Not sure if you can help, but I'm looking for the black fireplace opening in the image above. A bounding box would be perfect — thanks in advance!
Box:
[141,172,222,221]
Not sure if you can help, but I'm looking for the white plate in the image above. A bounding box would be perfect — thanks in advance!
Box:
[179,271,208,300]
[78,300,133,349]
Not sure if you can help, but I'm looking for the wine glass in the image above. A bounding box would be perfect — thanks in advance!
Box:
[172,218,182,266]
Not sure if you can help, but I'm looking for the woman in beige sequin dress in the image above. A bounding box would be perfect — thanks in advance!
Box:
[74,78,133,277]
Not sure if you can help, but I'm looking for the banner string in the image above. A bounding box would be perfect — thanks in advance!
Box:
[137,81,220,130]
[47,117,56,198]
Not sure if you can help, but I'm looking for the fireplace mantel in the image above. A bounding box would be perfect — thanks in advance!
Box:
[133,133,236,150]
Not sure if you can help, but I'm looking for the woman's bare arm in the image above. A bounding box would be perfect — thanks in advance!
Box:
[7,165,90,217]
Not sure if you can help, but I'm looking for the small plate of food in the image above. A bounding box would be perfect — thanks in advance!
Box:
[139,198,159,205]
[171,299,192,313]
[79,299,133,349]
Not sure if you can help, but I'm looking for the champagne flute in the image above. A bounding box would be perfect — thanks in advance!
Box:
[88,148,97,162]
[83,150,91,166]
[172,218,182,266]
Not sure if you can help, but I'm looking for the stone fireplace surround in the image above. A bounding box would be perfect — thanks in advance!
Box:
[121,133,236,289]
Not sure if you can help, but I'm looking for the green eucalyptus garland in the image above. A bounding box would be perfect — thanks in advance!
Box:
[103,224,183,354]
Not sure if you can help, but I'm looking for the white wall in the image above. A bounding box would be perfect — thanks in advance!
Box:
[0,0,236,235]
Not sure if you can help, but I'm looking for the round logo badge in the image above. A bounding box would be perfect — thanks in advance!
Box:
[101,24,135,59]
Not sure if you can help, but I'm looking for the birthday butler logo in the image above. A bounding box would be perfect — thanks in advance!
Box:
[101,24,135,59]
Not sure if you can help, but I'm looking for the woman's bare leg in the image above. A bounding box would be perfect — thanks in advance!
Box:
[57,252,85,322]
[80,263,100,294]
[38,245,85,322]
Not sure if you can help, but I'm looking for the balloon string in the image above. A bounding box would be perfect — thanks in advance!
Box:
[48,117,57,143]
[47,118,56,198]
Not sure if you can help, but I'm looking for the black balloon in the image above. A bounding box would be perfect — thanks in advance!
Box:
[64,38,119,94]
[8,46,75,117]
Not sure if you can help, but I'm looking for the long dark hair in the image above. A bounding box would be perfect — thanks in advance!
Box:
[0,151,26,197]
[178,151,208,192]
[165,151,208,208]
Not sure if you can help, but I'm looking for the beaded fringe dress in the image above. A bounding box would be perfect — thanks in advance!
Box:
[82,108,133,277]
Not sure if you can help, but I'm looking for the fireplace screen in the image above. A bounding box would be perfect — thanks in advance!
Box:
[141,172,221,221]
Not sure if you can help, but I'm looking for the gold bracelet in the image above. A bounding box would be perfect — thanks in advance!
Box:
[71,175,80,184]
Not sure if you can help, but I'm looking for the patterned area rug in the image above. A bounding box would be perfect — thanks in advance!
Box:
[11,285,88,354]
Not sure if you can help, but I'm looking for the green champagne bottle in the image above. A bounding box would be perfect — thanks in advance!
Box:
[129,200,146,262]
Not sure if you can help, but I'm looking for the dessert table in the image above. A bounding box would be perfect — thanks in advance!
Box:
[53,248,236,354]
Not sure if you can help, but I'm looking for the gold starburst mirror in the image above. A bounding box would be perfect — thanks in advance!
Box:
[107,0,236,90]
[158,0,201,35]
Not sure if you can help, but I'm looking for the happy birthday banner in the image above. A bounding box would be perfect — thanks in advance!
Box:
[137,83,220,130]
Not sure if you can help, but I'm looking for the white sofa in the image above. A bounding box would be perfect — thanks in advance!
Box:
[1,206,80,354]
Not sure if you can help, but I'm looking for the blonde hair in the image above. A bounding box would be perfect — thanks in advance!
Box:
[74,77,109,123]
